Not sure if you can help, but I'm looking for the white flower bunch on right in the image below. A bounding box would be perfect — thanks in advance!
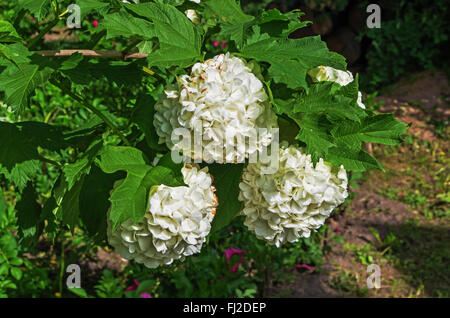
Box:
[308,65,366,109]
[239,144,348,247]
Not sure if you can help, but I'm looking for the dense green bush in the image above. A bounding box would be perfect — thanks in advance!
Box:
[361,0,449,91]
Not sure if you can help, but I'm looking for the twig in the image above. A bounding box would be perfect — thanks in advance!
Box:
[35,49,148,60]
[38,155,62,169]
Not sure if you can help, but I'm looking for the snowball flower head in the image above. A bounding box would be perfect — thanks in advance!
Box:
[154,53,278,163]
[308,65,366,109]
[238,144,348,247]
[107,164,218,268]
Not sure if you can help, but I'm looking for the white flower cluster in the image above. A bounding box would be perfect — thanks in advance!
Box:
[185,9,200,25]
[107,164,218,268]
[308,65,366,109]
[154,53,278,163]
[238,144,348,247]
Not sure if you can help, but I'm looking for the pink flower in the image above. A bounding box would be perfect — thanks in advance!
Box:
[140,292,152,298]
[224,247,246,264]
[334,228,341,233]
[92,20,99,28]
[229,263,239,273]
[224,248,246,273]
[212,41,219,47]
[228,257,245,272]
[221,41,227,48]
[125,279,140,291]
[294,264,315,271]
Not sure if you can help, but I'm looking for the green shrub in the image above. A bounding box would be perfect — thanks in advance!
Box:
[361,0,449,91]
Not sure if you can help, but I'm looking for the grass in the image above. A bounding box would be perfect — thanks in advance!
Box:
[329,268,370,297]
[323,92,450,297]
[370,130,449,219]
[386,219,450,297]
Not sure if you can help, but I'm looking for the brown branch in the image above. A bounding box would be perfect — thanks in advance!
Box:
[34,49,148,60]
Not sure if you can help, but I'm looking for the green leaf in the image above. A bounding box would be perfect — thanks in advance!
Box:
[208,163,244,233]
[143,165,185,188]
[4,160,40,192]
[220,23,249,49]
[0,121,71,171]
[76,0,109,17]
[331,114,409,150]
[0,63,53,113]
[97,146,149,174]
[268,59,308,89]
[9,258,23,266]
[136,40,153,54]
[0,43,32,68]
[205,0,253,24]
[258,9,309,38]
[0,21,22,43]
[99,147,151,229]
[327,148,382,172]
[125,2,202,67]
[61,60,144,87]
[156,152,184,185]
[293,82,365,122]
[218,8,307,49]
[68,287,91,298]
[295,114,335,162]
[97,146,182,229]
[18,0,51,21]
[15,183,42,235]
[63,140,102,190]
[102,10,156,40]
[241,32,346,89]
[0,263,8,276]
[132,93,166,152]
[79,165,121,241]
[0,122,40,170]
[41,196,58,239]
[10,267,23,280]
[61,176,84,230]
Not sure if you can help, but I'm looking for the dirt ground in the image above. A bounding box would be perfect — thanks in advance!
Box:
[266,70,450,298]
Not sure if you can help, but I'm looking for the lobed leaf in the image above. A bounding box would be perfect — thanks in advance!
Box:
[125,2,202,68]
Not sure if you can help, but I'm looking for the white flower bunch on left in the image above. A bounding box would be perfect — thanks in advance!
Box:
[154,53,278,163]
[107,164,218,268]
